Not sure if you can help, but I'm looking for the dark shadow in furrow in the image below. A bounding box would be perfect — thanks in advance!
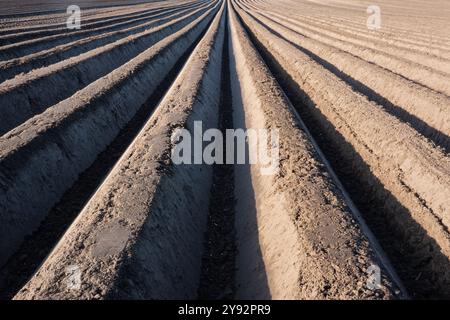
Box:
[234,10,450,299]
[0,1,208,44]
[0,1,210,83]
[247,13,450,153]
[0,1,216,60]
[231,102,271,299]
[0,0,175,20]
[0,20,212,301]
[197,14,237,300]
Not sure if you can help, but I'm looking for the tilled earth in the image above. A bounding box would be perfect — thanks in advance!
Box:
[0,0,449,299]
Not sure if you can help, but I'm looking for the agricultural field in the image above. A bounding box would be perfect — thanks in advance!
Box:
[0,0,449,300]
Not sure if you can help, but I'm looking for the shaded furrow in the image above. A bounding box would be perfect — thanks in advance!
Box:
[197,12,236,300]
[0,1,175,21]
[0,4,219,270]
[0,11,210,300]
[235,2,450,152]
[0,1,218,136]
[246,1,450,56]
[0,1,210,60]
[227,2,403,299]
[0,0,201,44]
[0,0,210,83]
[232,1,450,298]
[237,1,450,96]
[0,0,448,301]
[0,1,198,32]
[242,1,450,69]
[13,3,225,299]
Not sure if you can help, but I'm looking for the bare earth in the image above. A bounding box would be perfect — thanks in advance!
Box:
[0,0,449,299]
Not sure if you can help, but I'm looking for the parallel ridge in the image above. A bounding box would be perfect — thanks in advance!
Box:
[0,1,196,41]
[236,1,450,151]
[0,1,210,82]
[0,0,449,300]
[12,1,406,300]
[0,0,220,271]
[0,0,216,135]
[0,1,192,26]
[228,1,403,299]
[13,1,226,299]
[0,1,207,59]
[232,0,450,298]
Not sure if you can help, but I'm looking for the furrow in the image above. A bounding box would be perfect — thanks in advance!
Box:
[0,1,200,43]
[13,3,225,299]
[0,1,210,60]
[0,4,218,270]
[228,2,404,299]
[0,0,210,83]
[246,1,450,55]
[236,1,450,96]
[0,2,218,136]
[246,1,450,63]
[236,2,450,151]
[233,1,450,298]
[0,1,192,31]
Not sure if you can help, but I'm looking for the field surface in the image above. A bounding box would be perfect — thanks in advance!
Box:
[0,0,449,300]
